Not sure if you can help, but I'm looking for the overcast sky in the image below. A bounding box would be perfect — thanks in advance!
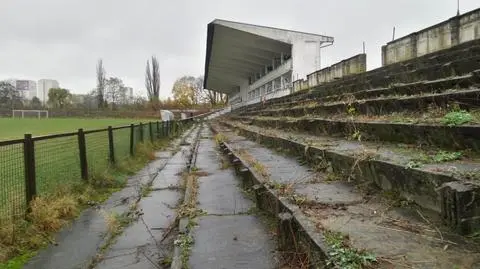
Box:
[1,0,478,99]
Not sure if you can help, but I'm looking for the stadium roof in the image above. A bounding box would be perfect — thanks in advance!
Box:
[203,19,334,94]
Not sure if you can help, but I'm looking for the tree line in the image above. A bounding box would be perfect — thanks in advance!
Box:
[0,55,228,112]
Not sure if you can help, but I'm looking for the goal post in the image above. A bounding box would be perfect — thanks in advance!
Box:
[12,110,49,119]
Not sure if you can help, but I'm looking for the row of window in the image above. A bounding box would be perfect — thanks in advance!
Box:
[247,76,292,100]
[248,54,291,85]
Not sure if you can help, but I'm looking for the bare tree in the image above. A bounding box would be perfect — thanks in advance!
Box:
[105,77,125,110]
[96,59,107,109]
[145,56,160,102]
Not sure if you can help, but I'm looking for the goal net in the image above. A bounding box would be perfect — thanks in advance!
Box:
[12,110,49,119]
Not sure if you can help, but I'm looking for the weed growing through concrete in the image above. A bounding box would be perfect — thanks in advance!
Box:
[432,151,463,163]
[214,133,228,145]
[324,230,377,269]
[174,233,194,269]
[441,110,473,126]
[236,148,270,179]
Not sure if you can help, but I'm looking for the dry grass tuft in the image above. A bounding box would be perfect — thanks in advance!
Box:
[28,195,79,232]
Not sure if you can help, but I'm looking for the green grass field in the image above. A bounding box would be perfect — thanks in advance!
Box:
[0,117,170,222]
[0,118,154,140]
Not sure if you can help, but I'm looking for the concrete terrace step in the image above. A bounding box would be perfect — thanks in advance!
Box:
[231,115,480,151]
[211,122,480,269]
[241,60,480,114]
[242,88,480,118]
[217,119,480,235]
[255,71,480,112]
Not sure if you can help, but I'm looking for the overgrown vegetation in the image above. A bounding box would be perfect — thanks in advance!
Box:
[432,151,463,163]
[406,150,463,169]
[0,139,169,269]
[214,133,228,145]
[174,233,194,268]
[236,148,270,178]
[324,231,377,269]
[177,172,206,219]
[441,110,473,126]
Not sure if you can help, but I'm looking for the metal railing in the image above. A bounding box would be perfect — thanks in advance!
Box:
[0,112,216,223]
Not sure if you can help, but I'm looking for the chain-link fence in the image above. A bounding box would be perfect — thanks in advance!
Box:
[0,117,203,223]
[0,140,26,221]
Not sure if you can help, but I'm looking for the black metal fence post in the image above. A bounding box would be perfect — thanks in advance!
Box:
[161,121,165,137]
[149,122,153,143]
[156,121,160,139]
[78,129,88,180]
[130,124,135,156]
[140,122,144,142]
[108,126,115,164]
[23,134,36,205]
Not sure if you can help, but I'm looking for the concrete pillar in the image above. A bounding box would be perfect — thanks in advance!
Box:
[450,16,460,46]
[410,33,418,60]
[280,75,284,89]
[280,52,284,64]
[277,212,294,251]
[381,45,387,66]
[272,58,275,69]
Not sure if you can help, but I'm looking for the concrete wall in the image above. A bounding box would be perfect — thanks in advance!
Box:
[382,8,480,65]
[292,41,320,82]
[291,53,366,92]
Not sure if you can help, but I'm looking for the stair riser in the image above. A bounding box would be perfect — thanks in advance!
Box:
[222,122,480,235]
[240,117,480,152]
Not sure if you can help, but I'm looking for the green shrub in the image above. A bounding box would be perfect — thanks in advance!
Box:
[441,110,473,126]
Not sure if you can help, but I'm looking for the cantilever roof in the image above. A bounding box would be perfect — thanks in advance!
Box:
[203,20,334,94]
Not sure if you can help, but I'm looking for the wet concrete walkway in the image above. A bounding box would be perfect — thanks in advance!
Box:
[24,126,199,269]
[93,127,200,269]
[187,126,277,269]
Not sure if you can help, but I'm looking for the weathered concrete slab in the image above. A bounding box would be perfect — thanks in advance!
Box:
[95,244,162,269]
[197,170,253,215]
[195,139,221,174]
[234,140,315,184]
[24,208,107,269]
[295,182,363,205]
[140,189,179,230]
[189,215,277,269]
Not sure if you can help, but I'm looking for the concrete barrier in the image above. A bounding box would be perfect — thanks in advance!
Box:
[382,8,480,65]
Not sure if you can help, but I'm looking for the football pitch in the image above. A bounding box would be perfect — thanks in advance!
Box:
[0,117,153,140]
[0,117,161,221]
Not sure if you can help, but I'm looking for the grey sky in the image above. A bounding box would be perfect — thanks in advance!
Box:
[1,0,478,99]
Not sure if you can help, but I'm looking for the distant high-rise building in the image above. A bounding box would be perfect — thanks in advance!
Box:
[37,79,60,104]
[126,87,133,102]
[8,79,37,100]
[119,87,134,104]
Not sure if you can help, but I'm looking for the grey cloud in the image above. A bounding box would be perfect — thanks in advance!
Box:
[1,0,478,98]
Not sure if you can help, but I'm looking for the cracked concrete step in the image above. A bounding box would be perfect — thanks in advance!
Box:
[187,126,277,269]
[213,123,480,269]
[231,115,480,151]
[242,84,480,118]
[220,120,480,234]
[259,73,479,111]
